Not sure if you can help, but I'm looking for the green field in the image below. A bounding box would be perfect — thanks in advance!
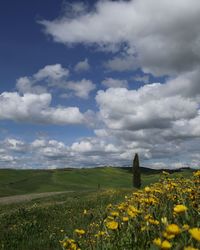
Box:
[0,167,192,197]
[0,167,194,250]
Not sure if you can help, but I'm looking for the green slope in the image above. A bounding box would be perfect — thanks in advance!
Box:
[0,167,193,197]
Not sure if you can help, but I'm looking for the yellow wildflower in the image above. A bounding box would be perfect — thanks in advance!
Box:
[174,204,188,213]
[184,247,199,250]
[161,240,172,249]
[74,229,85,235]
[153,238,162,247]
[118,203,126,211]
[144,186,151,192]
[189,228,200,241]
[127,205,140,218]
[60,238,80,250]
[122,216,129,222]
[163,232,175,240]
[182,224,190,231]
[166,224,181,235]
[193,170,200,177]
[107,204,112,209]
[153,238,172,249]
[161,217,168,225]
[106,221,118,230]
[141,226,148,231]
[149,219,159,225]
[95,231,105,237]
[144,214,151,220]
[110,211,119,217]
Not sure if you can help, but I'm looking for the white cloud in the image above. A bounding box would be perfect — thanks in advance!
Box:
[40,0,200,75]
[96,87,198,130]
[1,0,200,169]
[16,64,95,99]
[94,69,200,165]
[94,129,109,137]
[34,140,67,158]
[0,92,85,125]
[104,55,138,72]
[4,138,27,152]
[31,139,47,148]
[0,135,199,169]
[71,138,119,155]
[0,154,14,163]
[102,78,128,88]
[16,76,47,94]
[16,64,70,94]
[74,58,90,72]
[66,79,96,99]
[34,64,69,81]
[71,140,92,152]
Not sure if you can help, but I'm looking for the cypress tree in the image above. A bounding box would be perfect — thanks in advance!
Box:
[132,153,141,188]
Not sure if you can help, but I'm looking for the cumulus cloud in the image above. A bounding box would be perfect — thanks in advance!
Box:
[34,64,69,81]
[71,138,118,154]
[1,137,119,168]
[16,64,70,94]
[104,55,138,72]
[2,0,200,169]
[102,78,128,88]
[96,87,198,131]
[74,58,90,72]
[16,64,95,99]
[40,0,200,76]
[0,136,199,169]
[16,76,47,94]
[66,79,96,99]
[0,154,14,163]
[0,92,85,125]
[94,69,200,165]
[4,138,27,152]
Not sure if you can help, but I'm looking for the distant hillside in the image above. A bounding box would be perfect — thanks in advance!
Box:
[0,166,193,197]
[119,166,193,174]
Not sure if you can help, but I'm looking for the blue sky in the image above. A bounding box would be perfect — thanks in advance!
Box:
[0,0,200,169]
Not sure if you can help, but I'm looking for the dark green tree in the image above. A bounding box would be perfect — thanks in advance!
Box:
[132,153,141,188]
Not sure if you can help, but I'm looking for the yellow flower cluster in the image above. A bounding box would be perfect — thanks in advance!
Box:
[153,238,172,249]
[60,170,200,250]
[60,238,80,250]
[189,228,200,242]
[174,204,188,213]
[74,229,85,235]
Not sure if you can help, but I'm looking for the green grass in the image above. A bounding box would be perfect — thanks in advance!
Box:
[0,167,193,197]
[0,168,194,250]
[0,189,133,250]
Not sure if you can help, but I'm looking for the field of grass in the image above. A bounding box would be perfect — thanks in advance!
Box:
[0,189,133,250]
[0,167,192,197]
[0,167,195,250]
[59,170,199,250]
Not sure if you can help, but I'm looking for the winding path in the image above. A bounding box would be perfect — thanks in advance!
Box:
[0,191,73,205]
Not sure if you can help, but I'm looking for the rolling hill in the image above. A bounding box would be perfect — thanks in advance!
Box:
[0,166,193,197]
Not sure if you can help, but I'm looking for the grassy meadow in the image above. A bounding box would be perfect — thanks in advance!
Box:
[0,166,164,197]
[0,167,198,250]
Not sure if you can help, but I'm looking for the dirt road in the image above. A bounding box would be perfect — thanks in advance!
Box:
[0,191,73,205]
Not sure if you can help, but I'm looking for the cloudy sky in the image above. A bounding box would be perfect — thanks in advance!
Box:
[0,0,200,169]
